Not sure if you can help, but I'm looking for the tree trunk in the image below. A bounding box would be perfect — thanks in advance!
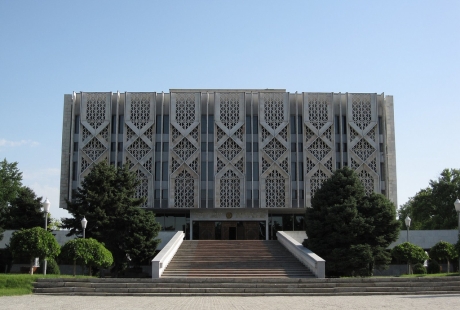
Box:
[73,260,76,276]
[30,259,34,275]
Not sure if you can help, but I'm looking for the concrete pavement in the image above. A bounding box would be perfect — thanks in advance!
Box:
[1,294,460,310]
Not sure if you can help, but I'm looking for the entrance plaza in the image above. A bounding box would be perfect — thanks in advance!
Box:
[3,294,460,310]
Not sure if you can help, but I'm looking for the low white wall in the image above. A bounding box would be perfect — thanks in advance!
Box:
[151,231,184,278]
[277,231,325,278]
[282,231,307,244]
[156,231,181,250]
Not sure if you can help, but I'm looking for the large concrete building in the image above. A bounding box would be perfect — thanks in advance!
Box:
[59,90,397,240]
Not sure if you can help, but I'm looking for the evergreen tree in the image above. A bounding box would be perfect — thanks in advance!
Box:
[61,162,161,271]
[5,186,48,230]
[305,167,400,277]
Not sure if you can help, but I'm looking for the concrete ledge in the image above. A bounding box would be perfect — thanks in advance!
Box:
[276,231,325,278]
[151,231,185,278]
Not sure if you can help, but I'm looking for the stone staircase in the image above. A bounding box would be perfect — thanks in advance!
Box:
[34,276,460,296]
[161,240,314,278]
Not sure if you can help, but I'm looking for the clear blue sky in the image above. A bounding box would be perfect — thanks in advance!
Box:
[1,1,459,220]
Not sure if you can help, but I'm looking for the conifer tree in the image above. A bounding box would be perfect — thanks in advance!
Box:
[62,162,161,271]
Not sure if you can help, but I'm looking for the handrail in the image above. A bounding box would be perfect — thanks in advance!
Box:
[277,231,325,278]
[151,231,185,278]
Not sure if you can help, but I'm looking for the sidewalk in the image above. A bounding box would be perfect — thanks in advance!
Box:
[1,294,460,310]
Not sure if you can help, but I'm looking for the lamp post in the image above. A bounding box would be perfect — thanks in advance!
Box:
[454,198,460,273]
[42,198,50,276]
[405,216,411,242]
[405,215,411,274]
[81,217,87,239]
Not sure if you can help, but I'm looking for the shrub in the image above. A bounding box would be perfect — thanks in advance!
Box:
[427,260,441,274]
[61,238,113,276]
[37,258,60,275]
[412,263,427,275]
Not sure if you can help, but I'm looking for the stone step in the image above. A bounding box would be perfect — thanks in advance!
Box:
[33,277,460,296]
[163,240,313,279]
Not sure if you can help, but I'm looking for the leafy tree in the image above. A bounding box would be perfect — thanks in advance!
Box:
[0,159,23,239]
[305,167,400,277]
[392,242,428,274]
[397,169,460,230]
[61,162,161,271]
[61,238,113,276]
[5,186,49,230]
[9,227,60,274]
[429,241,456,273]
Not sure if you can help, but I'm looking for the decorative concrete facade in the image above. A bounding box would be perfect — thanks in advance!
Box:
[59,89,397,240]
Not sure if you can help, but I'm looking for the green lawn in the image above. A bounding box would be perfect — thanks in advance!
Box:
[398,272,460,278]
[0,274,92,297]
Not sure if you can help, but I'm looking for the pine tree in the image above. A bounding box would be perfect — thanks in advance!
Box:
[305,167,400,277]
[62,162,161,271]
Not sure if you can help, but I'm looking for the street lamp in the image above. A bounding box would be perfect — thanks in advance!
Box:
[405,215,411,274]
[454,198,460,273]
[405,216,411,242]
[81,217,88,239]
[42,198,50,276]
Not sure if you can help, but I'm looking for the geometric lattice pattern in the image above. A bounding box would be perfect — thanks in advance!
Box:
[307,138,331,161]
[220,93,240,131]
[218,137,242,161]
[266,170,286,208]
[263,137,287,162]
[81,157,90,172]
[352,138,375,162]
[135,169,149,208]
[260,92,289,208]
[127,138,151,161]
[215,92,245,209]
[174,170,195,208]
[220,170,241,208]
[170,92,199,208]
[86,93,107,130]
[308,95,329,130]
[310,169,328,198]
[82,126,92,141]
[130,93,151,130]
[175,93,196,131]
[263,93,284,130]
[82,137,106,161]
[358,169,374,196]
[173,137,198,162]
[352,94,372,131]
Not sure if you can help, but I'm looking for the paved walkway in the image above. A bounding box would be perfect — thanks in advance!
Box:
[1,294,460,310]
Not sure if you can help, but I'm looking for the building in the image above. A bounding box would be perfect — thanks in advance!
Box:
[59,90,397,240]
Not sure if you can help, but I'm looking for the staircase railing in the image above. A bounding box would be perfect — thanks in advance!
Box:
[151,231,185,278]
[277,231,325,278]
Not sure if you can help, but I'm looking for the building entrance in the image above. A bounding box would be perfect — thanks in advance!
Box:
[194,221,265,240]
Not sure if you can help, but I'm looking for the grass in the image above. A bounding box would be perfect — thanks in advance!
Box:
[0,274,92,297]
[398,272,460,278]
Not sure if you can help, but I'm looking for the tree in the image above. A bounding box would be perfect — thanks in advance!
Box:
[9,227,60,274]
[61,238,113,276]
[0,159,23,239]
[61,162,161,271]
[5,186,48,230]
[430,241,456,273]
[392,242,428,274]
[398,169,460,230]
[305,167,400,277]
